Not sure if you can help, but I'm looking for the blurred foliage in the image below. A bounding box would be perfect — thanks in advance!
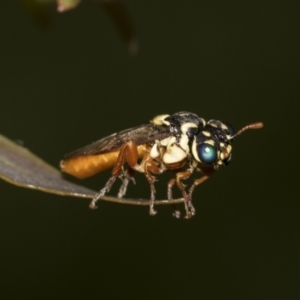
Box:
[20,0,138,54]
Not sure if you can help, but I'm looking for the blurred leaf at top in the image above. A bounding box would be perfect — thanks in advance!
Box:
[56,0,81,12]
[20,0,138,54]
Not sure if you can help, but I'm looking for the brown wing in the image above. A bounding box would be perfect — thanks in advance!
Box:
[64,123,171,159]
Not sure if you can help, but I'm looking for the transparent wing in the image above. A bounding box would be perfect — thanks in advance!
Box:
[64,123,171,158]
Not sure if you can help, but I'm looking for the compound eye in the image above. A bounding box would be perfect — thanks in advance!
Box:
[197,143,218,164]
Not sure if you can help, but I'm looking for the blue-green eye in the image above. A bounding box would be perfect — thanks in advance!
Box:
[197,144,218,164]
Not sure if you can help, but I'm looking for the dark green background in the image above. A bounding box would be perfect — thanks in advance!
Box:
[1,1,299,299]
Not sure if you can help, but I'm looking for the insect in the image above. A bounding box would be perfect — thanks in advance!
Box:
[60,112,263,218]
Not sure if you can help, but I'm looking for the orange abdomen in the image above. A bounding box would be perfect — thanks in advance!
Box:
[60,145,148,179]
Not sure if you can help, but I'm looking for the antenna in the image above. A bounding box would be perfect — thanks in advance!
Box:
[232,122,264,139]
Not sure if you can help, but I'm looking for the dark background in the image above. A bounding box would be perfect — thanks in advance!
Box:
[1,1,299,299]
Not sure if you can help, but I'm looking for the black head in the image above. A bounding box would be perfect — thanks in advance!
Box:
[191,120,263,167]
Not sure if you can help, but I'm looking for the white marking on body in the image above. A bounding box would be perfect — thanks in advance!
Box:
[226,145,232,154]
[163,136,187,164]
[205,139,215,146]
[202,131,211,137]
[160,136,171,147]
[163,145,187,164]
[199,118,206,126]
[191,139,200,162]
[221,123,228,130]
[151,114,170,126]
[150,143,160,159]
[178,134,190,153]
[208,121,217,128]
[180,122,198,134]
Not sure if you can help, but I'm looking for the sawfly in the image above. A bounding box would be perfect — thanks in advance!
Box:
[60,111,263,218]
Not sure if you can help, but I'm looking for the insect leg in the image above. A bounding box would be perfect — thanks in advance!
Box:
[89,141,139,209]
[143,156,161,216]
[174,170,195,219]
[167,178,181,218]
[118,167,136,198]
[188,175,210,199]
